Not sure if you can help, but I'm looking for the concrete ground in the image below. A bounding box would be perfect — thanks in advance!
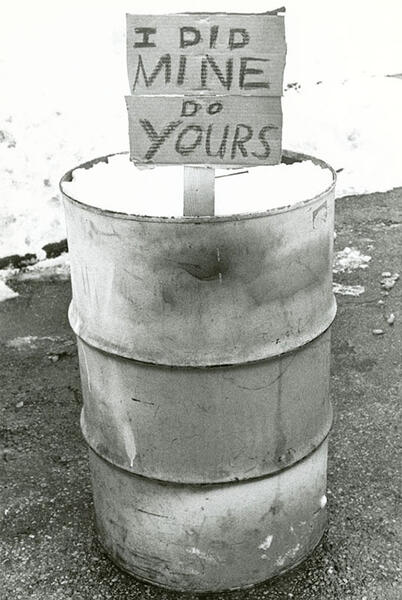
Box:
[0,189,401,600]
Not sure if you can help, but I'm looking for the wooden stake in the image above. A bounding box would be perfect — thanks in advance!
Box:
[183,167,215,216]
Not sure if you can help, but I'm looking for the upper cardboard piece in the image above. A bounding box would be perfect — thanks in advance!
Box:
[127,13,286,97]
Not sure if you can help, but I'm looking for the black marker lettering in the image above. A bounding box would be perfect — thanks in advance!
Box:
[207,101,223,115]
[140,119,182,160]
[201,56,233,90]
[239,57,270,90]
[228,28,250,50]
[175,125,203,156]
[251,125,272,160]
[231,124,253,159]
[206,124,230,159]
[134,27,157,48]
[181,100,201,117]
[180,27,201,48]
[177,55,187,85]
[209,25,219,48]
[133,54,171,90]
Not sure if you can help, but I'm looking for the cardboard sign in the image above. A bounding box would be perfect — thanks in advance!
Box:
[126,12,286,166]
[125,95,282,166]
[127,13,286,96]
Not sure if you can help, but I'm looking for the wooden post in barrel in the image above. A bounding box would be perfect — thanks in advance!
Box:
[125,8,286,216]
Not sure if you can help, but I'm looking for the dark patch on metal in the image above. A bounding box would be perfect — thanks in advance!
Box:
[131,397,155,406]
[136,508,169,519]
[277,448,295,465]
[269,500,284,515]
[161,287,176,306]
[177,259,223,281]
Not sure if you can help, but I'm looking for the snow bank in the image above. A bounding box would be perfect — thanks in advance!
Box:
[63,156,333,217]
[3,75,401,258]
[0,280,18,302]
[0,253,70,302]
[16,254,71,281]
[0,0,401,258]
[332,284,365,297]
[283,76,402,197]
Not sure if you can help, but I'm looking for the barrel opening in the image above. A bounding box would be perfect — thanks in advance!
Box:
[60,150,336,223]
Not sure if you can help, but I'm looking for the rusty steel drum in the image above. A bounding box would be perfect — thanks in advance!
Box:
[60,150,336,592]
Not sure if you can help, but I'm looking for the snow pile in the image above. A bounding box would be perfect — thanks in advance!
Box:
[63,156,333,217]
[0,101,127,259]
[0,267,18,302]
[2,73,401,258]
[0,0,402,258]
[333,247,372,274]
[0,280,18,302]
[17,254,71,281]
[283,76,402,197]
[332,246,372,296]
[0,254,70,303]
[380,272,400,291]
[332,283,365,297]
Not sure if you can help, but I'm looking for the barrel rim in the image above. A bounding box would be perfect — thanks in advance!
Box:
[73,313,336,370]
[87,432,330,488]
[69,300,337,368]
[59,150,336,223]
[82,408,333,485]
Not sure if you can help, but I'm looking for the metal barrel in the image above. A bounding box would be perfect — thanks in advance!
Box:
[60,150,336,591]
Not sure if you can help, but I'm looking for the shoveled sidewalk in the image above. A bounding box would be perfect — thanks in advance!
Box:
[1,188,401,600]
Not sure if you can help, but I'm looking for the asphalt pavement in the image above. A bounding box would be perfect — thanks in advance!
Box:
[0,188,401,599]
